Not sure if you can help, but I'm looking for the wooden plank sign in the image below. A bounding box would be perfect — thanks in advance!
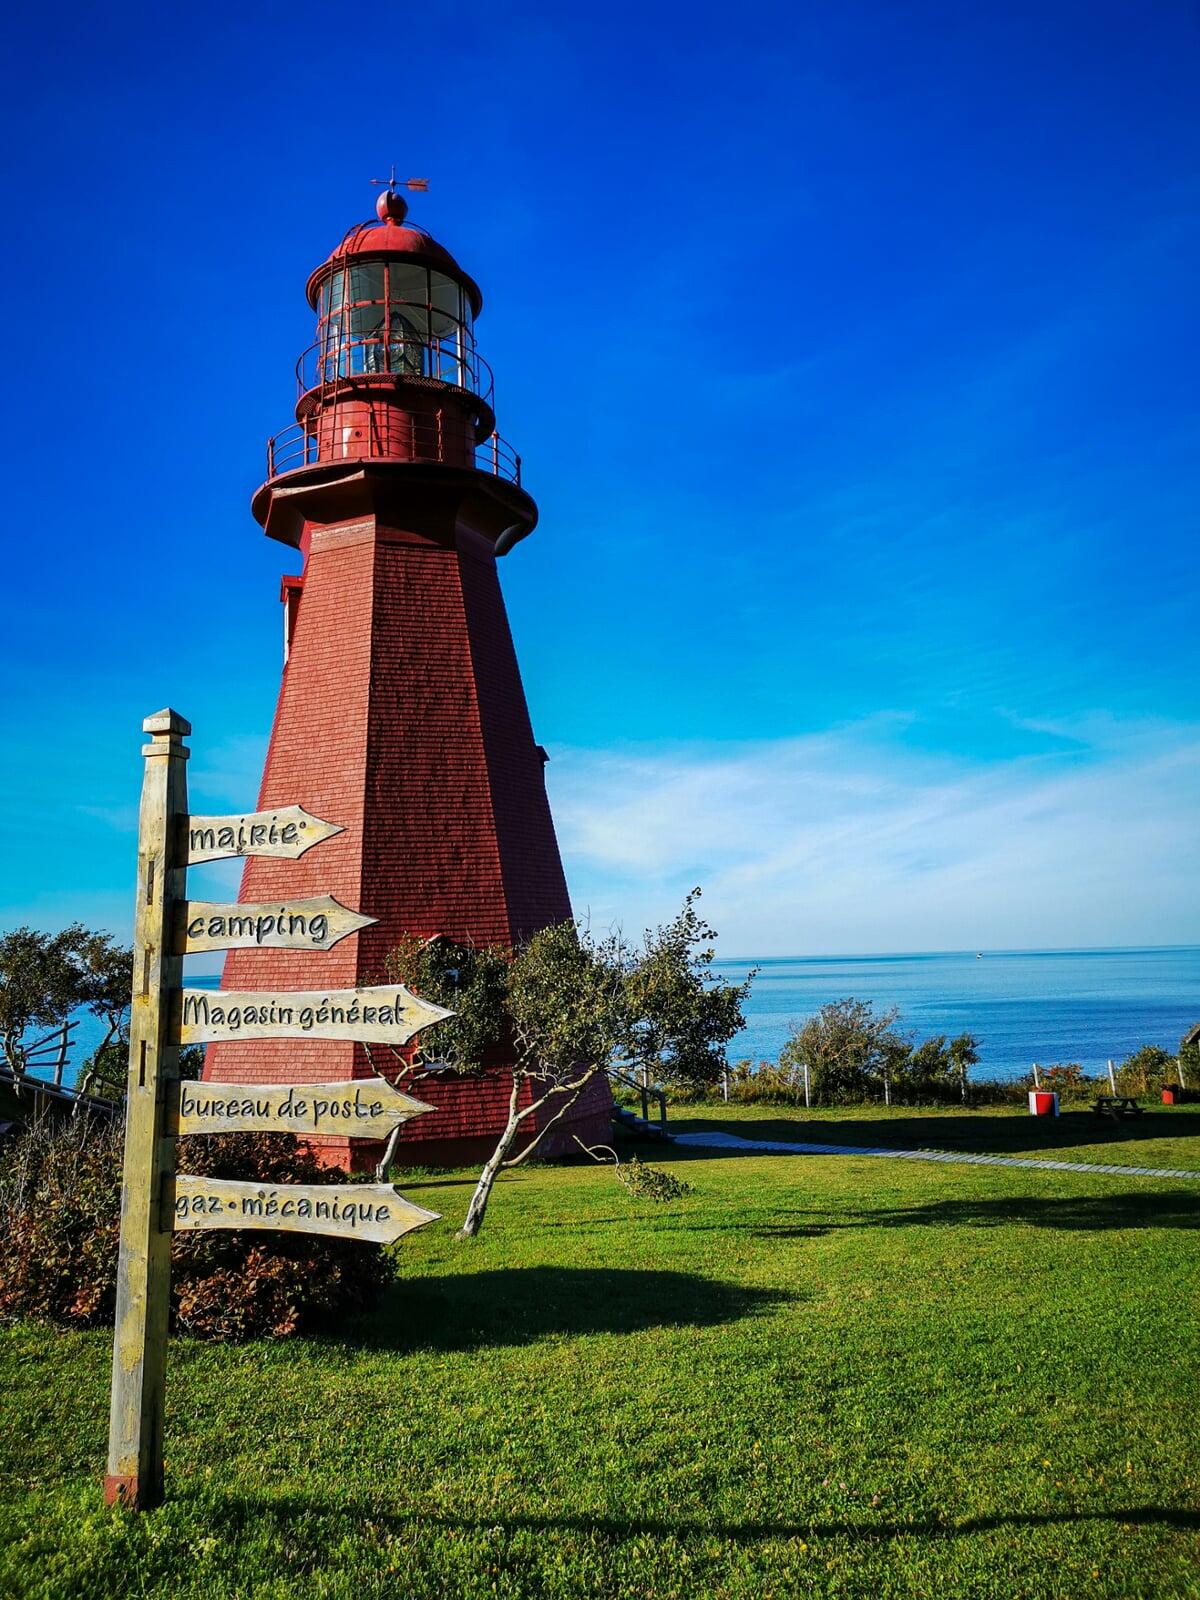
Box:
[108,713,458,1512]
[182,806,342,864]
[171,1076,434,1138]
[172,1175,439,1244]
[177,984,452,1046]
[176,895,376,954]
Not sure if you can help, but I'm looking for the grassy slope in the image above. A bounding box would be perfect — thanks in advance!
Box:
[2,1105,1198,1600]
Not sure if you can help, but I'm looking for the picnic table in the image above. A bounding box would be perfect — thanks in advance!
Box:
[1092,1094,1142,1121]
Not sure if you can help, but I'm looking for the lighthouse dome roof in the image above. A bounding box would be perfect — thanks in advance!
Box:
[306,212,483,316]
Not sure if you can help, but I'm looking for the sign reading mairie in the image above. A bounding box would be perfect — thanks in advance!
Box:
[182,805,342,864]
[178,983,452,1045]
[176,895,376,954]
[170,1075,434,1138]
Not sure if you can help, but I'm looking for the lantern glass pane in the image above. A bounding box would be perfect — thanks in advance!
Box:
[387,263,428,310]
[348,261,384,304]
[429,271,464,338]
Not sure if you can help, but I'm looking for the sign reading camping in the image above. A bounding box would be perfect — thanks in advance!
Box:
[176,895,376,953]
[106,708,451,1513]
[171,1076,434,1138]
[177,983,452,1044]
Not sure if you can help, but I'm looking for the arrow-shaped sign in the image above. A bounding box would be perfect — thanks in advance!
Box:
[175,895,376,954]
[171,1176,439,1244]
[182,806,342,865]
[170,1076,434,1137]
[177,984,453,1046]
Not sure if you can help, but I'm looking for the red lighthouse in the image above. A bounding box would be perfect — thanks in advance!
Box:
[204,181,612,1165]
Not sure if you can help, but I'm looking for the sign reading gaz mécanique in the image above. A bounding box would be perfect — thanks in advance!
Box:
[176,894,375,953]
[172,1175,438,1244]
[182,805,342,864]
[171,1076,434,1138]
[177,983,452,1044]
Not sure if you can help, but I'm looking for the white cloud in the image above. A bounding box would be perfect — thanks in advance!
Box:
[547,715,1200,955]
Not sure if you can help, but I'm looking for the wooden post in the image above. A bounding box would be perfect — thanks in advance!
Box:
[803,1060,811,1109]
[721,1067,729,1103]
[1107,1058,1117,1095]
[53,1022,68,1087]
[104,709,189,1511]
[1032,1062,1041,1089]
[883,1065,891,1107]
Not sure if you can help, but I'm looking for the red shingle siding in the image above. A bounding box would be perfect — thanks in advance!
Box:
[204,510,613,1160]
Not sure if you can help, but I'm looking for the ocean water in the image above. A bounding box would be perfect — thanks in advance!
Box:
[718,947,1200,1079]
[43,947,1200,1092]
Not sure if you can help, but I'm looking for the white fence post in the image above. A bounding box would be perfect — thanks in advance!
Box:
[1107,1058,1117,1095]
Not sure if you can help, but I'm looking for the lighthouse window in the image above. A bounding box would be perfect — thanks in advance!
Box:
[429,272,465,338]
[386,264,428,320]
[320,269,345,318]
[347,262,385,305]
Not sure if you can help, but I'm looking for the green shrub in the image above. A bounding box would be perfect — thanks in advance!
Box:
[1114,1045,1177,1097]
[728,1059,807,1104]
[0,1114,392,1340]
[615,1157,692,1202]
[1035,1063,1096,1100]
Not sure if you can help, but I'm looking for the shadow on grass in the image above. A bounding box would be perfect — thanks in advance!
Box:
[754,1189,1200,1238]
[667,1109,1200,1160]
[188,1494,1200,1543]
[323,1266,791,1353]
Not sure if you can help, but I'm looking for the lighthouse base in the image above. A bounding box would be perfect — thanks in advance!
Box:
[299,1067,614,1173]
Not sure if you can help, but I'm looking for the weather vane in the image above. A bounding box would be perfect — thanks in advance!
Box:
[371,165,429,196]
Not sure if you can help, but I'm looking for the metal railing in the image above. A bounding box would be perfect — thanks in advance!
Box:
[296,331,495,409]
[266,415,522,487]
[608,1066,669,1133]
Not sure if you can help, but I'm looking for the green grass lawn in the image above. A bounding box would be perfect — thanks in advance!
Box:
[3,1104,1199,1599]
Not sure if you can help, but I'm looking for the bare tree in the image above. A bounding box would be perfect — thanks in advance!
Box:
[457,921,625,1238]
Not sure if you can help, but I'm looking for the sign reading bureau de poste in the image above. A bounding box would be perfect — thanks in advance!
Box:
[171,1175,439,1245]
[181,806,343,865]
[170,1076,434,1139]
[177,983,453,1046]
[175,895,376,954]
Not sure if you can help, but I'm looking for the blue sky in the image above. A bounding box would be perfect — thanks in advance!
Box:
[0,0,1197,956]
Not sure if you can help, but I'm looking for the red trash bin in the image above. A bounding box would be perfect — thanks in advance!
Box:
[1162,1087,1177,1105]
[1028,1090,1059,1116]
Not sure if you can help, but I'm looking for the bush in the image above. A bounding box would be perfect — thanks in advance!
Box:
[0,1115,393,1340]
[1036,1063,1095,1099]
[1114,1045,1177,1097]
[615,1156,692,1202]
[726,1059,808,1104]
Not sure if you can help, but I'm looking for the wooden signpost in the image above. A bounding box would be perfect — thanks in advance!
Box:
[104,710,450,1512]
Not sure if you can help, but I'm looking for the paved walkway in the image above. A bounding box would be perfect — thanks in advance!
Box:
[673,1129,1200,1181]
